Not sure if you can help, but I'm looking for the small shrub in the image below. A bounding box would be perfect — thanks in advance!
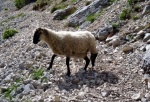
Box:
[60,7,77,20]
[86,14,97,23]
[32,68,44,80]
[51,3,67,13]
[72,0,77,3]
[15,0,36,9]
[2,28,18,39]
[86,11,103,23]
[119,8,131,20]
[15,0,26,9]
[133,5,141,12]
[127,0,134,5]
[2,84,19,101]
[131,15,140,20]
[85,1,91,6]
[4,8,8,11]
[127,0,144,6]
[33,0,49,11]
[111,22,119,32]
[61,0,67,2]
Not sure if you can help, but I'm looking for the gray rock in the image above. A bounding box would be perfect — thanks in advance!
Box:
[71,77,80,84]
[141,49,150,74]
[3,73,13,82]
[146,39,150,44]
[142,5,150,15]
[23,84,35,93]
[79,21,91,29]
[96,25,113,41]
[0,98,8,102]
[137,30,146,35]
[146,45,150,51]
[53,6,76,20]
[101,90,111,97]
[68,0,108,26]
[18,63,26,70]
[143,33,150,42]
[134,30,146,41]
[23,79,32,84]
[131,92,141,100]
[141,97,147,102]
[145,93,150,99]
[31,80,41,89]
[0,63,5,68]
[76,92,85,99]
[106,35,121,47]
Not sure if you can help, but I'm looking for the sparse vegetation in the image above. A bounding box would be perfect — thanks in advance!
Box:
[59,7,77,20]
[111,22,119,33]
[119,8,131,20]
[0,13,26,26]
[120,0,142,21]
[32,68,44,80]
[132,15,140,20]
[72,0,77,3]
[86,10,104,23]
[2,84,19,101]
[2,28,18,39]
[15,0,36,9]
[51,3,67,13]
[33,0,50,11]
[85,1,91,6]
[61,0,67,2]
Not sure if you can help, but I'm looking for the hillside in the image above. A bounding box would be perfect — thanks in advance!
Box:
[0,0,150,101]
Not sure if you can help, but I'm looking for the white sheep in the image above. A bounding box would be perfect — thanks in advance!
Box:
[33,27,98,76]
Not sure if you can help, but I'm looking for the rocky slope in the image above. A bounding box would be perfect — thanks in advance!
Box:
[0,0,150,102]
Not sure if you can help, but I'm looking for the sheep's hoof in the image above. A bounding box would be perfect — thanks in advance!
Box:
[47,67,51,70]
[89,67,94,71]
[66,72,71,77]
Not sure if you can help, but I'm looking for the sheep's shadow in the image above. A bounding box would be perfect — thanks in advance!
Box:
[57,68,119,91]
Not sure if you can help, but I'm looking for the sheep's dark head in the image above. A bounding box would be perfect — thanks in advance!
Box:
[33,28,44,44]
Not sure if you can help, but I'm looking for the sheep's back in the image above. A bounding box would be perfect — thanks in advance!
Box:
[56,31,96,57]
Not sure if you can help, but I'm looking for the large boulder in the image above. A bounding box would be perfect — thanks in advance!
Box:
[141,49,150,74]
[67,0,108,27]
[142,3,150,15]
[52,6,76,20]
[95,24,113,41]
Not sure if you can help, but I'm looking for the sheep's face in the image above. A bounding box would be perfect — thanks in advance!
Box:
[33,28,43,44]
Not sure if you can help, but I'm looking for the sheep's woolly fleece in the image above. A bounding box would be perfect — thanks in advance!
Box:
[38,28,98,58]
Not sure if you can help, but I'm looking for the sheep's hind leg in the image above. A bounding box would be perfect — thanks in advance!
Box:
[47,54,57,70]
[90,53,98,70]
[66,57,71,76]
[84,56,90,71]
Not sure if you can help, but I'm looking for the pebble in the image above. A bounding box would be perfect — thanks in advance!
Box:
[76,92,85,99]
[131,92,141,100]
[122,45,133,53]
[143,33,150,42]
[145,93,150,99]
[55,95,61,102]
[0,63,5,68]
[101,90,111,97]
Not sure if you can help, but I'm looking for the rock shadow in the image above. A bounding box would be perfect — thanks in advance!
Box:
[57,68,119,91]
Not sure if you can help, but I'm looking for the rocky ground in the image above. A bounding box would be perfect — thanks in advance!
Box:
[0,0,150,102]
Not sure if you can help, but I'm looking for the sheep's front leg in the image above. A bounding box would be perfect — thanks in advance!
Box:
[47,54,57,70]
[84,56,90,71]
[66,57,71,76]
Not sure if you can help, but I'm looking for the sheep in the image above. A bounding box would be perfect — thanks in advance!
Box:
[33,27,98,76]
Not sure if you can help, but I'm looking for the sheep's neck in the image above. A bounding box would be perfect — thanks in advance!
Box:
[44,30,59,47]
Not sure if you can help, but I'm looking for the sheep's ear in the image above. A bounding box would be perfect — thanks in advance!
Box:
[42,29,48,35]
